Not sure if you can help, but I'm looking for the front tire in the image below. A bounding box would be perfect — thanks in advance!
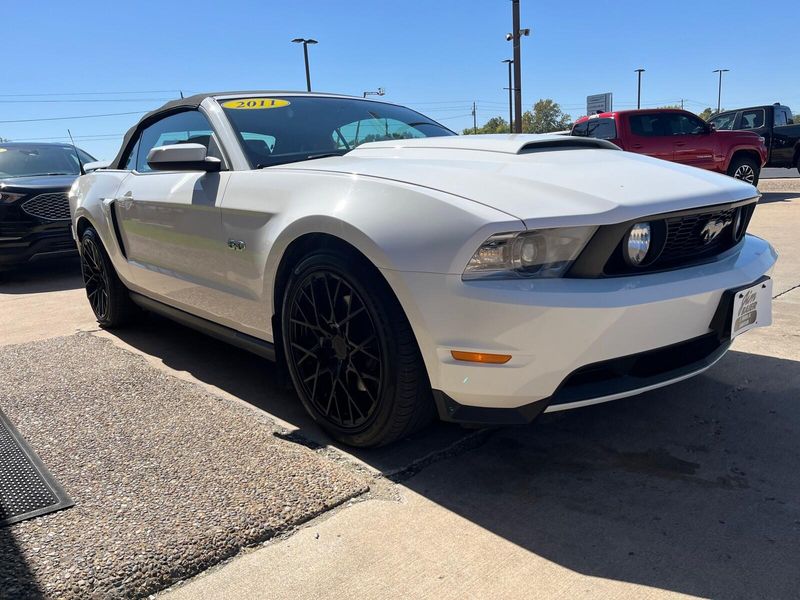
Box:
[80,227,136,328]
[281,251,434,447]
[727,155,760,185]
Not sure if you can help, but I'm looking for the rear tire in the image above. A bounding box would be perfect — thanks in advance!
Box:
[79,226,136,328]
[281,250,434,447]
[727,155,760,185]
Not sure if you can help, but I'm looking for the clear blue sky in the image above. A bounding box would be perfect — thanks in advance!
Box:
[3,0,797,159]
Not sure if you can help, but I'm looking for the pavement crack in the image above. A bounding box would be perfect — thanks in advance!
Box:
[773,283,800,300]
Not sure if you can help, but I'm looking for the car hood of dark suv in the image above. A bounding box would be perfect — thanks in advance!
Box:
[0,174,78,191]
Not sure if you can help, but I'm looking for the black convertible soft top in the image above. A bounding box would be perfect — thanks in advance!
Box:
[110,91,360,169]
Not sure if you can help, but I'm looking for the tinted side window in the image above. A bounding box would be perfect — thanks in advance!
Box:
[740,109,765,130]
[628,114,667,137]
[134,110,222,172]
[571,121,589,136]
[124,139,140,170]
[667,114,706,135]
[709,112,736,130]
[774,109,788,127]
[584,118,616,139]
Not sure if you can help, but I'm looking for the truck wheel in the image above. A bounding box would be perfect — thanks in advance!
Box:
[79,227,137,328]
[727,155,760,185]
[281,250,434,447]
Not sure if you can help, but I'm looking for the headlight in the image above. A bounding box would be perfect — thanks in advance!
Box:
[463,226,596,280]
[624,222,651,266]
[0,191,25,204]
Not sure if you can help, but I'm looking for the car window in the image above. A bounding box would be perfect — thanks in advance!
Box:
[131,110,223,172]
[740,109,765,130]
[665,114,706,135]
[628,114,667,137]
[0,144,95,179]
[571,121,588,136]
[774,109,788,127]
[220,96,454,168]
[709,112,736,130]
[585,118,616,140]
[332,117,426,150]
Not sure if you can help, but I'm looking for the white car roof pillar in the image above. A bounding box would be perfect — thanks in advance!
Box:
[201,97,252,171]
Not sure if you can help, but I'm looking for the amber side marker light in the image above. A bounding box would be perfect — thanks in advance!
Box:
[451,351,512,364]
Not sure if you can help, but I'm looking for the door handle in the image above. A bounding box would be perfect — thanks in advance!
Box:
[117,191,134,209]
[675,142,686,147]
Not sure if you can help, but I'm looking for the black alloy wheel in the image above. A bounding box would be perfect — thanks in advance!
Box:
[282,251,434,447]
[81,234,111,320]
[287,269,383,430]
[79,227,136,328]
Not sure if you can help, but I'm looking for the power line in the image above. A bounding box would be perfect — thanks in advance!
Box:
[0,90,183,98]
[0,98,174,104]
[0,110,147,124]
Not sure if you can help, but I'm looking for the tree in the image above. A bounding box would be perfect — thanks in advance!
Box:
[462,116,510,135]
[697,107,715,121]
[520,99,572,133]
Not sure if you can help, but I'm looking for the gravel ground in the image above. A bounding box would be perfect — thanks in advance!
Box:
[0,334,369,599]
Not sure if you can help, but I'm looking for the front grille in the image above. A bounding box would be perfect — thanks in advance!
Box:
[21,192,71,221]
[597,201,756,276]
[660,207,738,263]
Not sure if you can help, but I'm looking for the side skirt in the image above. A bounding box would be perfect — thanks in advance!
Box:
[129,292,276,361]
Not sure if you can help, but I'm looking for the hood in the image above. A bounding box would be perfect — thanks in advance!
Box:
[280,135,758,228]
[0,174,77,191]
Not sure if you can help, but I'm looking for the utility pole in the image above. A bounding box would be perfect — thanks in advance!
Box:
[635,68,645,109]
[713,69,729,114]
[680,99,684,109]
[502,59,513,130]
[509,1,528,133]
[472,102,477,134]
[291,38,318,91]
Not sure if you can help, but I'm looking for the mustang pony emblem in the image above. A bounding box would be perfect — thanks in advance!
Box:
[700,216,732,244]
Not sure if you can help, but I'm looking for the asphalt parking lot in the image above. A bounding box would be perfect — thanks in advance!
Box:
[1,181,799,599]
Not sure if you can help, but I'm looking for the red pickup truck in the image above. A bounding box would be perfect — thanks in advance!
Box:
[571,109,768,184]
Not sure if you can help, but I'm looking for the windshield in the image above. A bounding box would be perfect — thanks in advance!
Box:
[0,145,95,179]
[220,96,454,168]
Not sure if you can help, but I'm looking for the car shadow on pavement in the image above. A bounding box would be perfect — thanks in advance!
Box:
[759,192,797,204]
[399,348,800,599]
[0,525,43,599]
[106,313,477,475]
[0,258,83,294]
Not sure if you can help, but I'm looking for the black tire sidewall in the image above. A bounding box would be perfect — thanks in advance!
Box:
[280,251,405,445]
[80,227,129,328]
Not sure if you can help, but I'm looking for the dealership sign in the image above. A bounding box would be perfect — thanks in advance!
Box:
[586,93,612,115]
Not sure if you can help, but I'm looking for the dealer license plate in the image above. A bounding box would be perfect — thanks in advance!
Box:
[730,278,772,339]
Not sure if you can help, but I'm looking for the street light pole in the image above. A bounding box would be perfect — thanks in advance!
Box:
[508,1,530,133]
[635,68,645,109]
[713,69,729,114]
[502,59,513,130]
[291,38,318,91]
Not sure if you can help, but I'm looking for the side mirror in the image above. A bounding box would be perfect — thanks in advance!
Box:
[83,160,111,173]
[146,143,222,172]
[707,122,716,132]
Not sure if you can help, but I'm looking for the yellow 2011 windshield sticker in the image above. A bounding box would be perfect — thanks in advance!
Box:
[221,98,290,110]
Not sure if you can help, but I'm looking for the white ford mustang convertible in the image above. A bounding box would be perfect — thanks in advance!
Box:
[70,92,776,446]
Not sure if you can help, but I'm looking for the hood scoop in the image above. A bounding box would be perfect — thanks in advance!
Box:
[351,133,619,156]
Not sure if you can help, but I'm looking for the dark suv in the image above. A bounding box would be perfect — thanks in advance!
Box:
[0,142,95,269]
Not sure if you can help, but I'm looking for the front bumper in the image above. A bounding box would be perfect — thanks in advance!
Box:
[0,222,77,268]
[381,234,776,423]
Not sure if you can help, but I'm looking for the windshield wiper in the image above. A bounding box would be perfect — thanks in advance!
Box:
[21,172,75,177]
[256,151,348,169]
